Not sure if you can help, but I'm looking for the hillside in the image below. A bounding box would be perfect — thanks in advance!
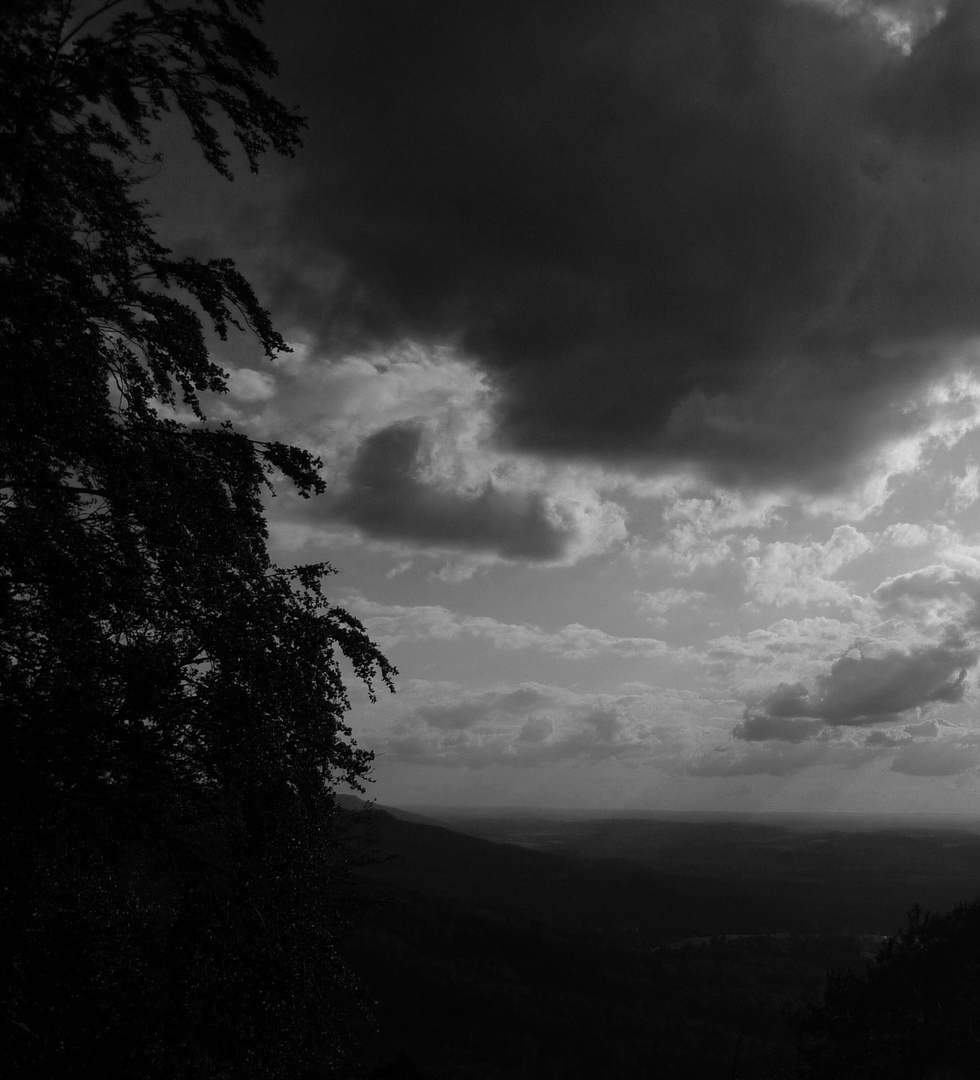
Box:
[342,806,980,943]
[336,807,980,1078]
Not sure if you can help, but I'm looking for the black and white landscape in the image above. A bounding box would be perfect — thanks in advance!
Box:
[9,2,980,1078]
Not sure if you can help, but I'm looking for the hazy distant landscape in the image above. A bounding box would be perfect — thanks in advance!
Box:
[339,803,980,1078]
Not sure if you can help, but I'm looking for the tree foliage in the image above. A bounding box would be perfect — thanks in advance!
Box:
[0,2,395,1075]
[797,900,980,1079]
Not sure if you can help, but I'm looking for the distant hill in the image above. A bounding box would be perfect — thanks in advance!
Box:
[399,805,980,832]
[341,810,980,1077]
[334,793,435,825]
[339,806,980,942]
[335,807,980,1077]
[339,808,947,1078]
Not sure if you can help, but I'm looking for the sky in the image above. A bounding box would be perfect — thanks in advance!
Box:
[151,0,980,814]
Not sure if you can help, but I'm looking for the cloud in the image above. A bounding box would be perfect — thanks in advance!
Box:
[385,726,635,770]
[689,716,980,778]
[880,521,950,548]
[873,564,980,628]
[373,684,672,768]
[864,729,910,747]
[352,678,732,772]
[950,463,980,511]
[719,557,980,757]
[904,717,940,736]
[258,0,980,496]
[870,1,980,149]
[891,738,980,776]
[688,736,882,778]
[416,686,552,730]
[635,587,710,618]
[332,422,573,559]
[221,343,630,565]
[744,525,872,607]
[224,366,277,402]
[797,2,948,56]
[349,597,680,660]
[516,715,554,744]
[734,715,827,742]
[417,700,494,730]
[706,616,867,678]
[744,638,978,728]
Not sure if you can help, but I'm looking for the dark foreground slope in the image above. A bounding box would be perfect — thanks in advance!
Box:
[337,807,980,1079]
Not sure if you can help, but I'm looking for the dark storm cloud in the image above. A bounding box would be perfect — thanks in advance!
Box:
[328,422,572,559]
[262,0,980,490]
[743,638,978,732]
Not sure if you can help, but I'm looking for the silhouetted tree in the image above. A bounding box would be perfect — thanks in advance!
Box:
[797,901,980,1080]
[0,2,394,1075]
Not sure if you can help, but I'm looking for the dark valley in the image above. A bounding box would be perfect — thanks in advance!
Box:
[341,805,980,1079]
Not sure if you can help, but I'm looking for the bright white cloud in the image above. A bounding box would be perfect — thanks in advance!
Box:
[949,463,980,513]
[880,522,951,549]
[744,525,872,608]
[706,616,867,680]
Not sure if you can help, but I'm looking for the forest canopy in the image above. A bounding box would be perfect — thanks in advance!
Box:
[0,2,394,1075]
